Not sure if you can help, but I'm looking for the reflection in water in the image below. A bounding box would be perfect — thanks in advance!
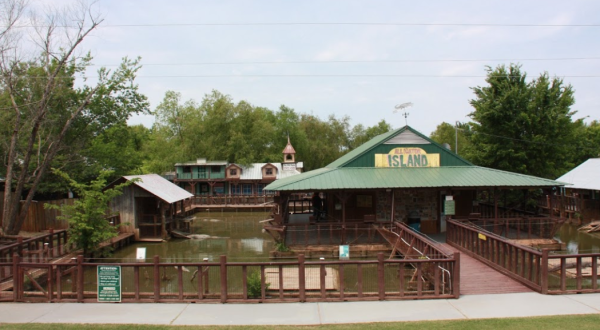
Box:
[554,222,600,254]
[111,211,273,262]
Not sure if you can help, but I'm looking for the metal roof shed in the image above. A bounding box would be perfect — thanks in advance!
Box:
[108,174,193,241]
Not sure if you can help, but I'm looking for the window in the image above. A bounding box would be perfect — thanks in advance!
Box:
[211,166,221,173]
[183,166,191,173]
[265,168,273,175]
[286,154,293,160]
[257,184,265,195]
[229,169,237,176]
[243,184,253,195]
[231,184,241,195]
[214,183,224,195]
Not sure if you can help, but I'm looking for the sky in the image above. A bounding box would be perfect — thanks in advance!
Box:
[41,0,600,136]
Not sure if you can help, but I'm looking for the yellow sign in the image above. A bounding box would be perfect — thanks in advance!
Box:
[478,233,487,241]
[375,148,440,168]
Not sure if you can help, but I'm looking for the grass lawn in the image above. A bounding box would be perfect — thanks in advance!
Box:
[1,315,600,330]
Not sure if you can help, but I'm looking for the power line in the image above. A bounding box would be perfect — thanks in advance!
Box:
[9,74,600,79]
[457,127,600,151]
[9,22,600,28]
[92,57,600,67]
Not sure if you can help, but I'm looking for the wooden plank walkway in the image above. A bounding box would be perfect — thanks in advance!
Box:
[442,244,532,295]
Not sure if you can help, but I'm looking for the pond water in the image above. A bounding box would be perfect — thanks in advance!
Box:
[554,222,600,254]
[112,211,274,262]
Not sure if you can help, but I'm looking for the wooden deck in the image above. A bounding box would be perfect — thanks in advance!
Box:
[442,244,532,295]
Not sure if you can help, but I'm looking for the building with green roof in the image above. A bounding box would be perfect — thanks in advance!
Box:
[265,126,565,242]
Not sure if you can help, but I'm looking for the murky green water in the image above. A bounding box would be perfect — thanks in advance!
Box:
[112,211,274,262]
[554,222,600,254]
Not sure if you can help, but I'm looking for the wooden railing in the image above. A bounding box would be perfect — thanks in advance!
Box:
[446,219,600,294]
[0,230,69,284]
[2,252,459,303]
[285,223,388,246]
[476,203,537,219]
[192,195,274,206]
[388,222,454,260]
[451,216,565,239]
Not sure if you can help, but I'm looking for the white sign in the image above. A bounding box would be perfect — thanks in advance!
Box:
[136,247,146,261]
[339,245,349,260]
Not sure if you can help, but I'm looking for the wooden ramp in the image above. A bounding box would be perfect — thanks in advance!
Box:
[442,244,532,295]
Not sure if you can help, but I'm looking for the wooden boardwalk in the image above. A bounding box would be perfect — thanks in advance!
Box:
[442,244,532,295]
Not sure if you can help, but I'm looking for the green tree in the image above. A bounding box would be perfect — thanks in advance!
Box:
[1,1,148,235]
[349,120,393,150]
[429,122,472,158]
[47,170,133,257]
[468,64,578,179]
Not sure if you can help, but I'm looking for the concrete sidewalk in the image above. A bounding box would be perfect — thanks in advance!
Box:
[1,293,600,326]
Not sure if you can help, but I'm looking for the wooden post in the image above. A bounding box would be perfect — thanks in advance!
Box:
[48,228,54,258]
[339,264,345,301]
[220,255,227,303]
[153,255,160,302]
[17,237,23,257]
[298,254,306,302]
[260,265,266,302]
[76,255,84,302]
[377,253,385,300]
[494,189,498,222]
[541,249,549,294]
[12,254,20,302]
[453,253,460,299]
[134,266,140,301]
[320,261,326,300]
[177,266,184,301]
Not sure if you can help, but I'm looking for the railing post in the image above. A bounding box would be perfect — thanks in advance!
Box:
[76,255,84,302]
[153,255,160,302]
[453,253,460,299]
[298,254,306,302]
[541,249,549,294]
[12,254,20,302]
[377,253,385,300]
[16,237,23,257]
[48,228,54,258]
[220,255,227,303]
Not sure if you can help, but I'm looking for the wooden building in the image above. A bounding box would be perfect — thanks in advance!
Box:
[265,126,565,245]
[552,158,600,223]
[107,174,193,241]
[173,137,302,197]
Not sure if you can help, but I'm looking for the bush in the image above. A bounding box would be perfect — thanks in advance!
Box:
[247,271,269,298]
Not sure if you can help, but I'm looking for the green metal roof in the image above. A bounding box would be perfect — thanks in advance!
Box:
[265,125,565,192]
[265,166,565,191]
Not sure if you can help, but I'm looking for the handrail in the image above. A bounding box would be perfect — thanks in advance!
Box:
[6,252,459,303]
[446,218,600,295]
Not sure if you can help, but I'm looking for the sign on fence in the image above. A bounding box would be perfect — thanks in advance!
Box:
[97,265,121,302]
[339,245,349,260]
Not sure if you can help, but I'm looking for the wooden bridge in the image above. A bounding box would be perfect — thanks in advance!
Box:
[442,244,531,295]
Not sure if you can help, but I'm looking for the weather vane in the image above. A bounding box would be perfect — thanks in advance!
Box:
[394,102,413,126]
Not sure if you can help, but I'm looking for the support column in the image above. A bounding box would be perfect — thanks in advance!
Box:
[494,189,498,221]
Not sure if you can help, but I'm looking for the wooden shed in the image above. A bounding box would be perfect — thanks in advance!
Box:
[107,174,193,241]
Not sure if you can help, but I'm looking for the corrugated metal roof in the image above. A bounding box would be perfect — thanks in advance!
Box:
[265,166,565,191]
[239,163,301,180]
[556,158,600,191]
[175,160,228,166]
[124,174,193,204]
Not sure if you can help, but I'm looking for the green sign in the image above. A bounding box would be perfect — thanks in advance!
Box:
[97,265,121,302]
[444,200,456,216]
